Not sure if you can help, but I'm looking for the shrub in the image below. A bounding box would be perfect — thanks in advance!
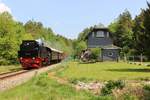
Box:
[0,58,10,65]
[143,84,150,92]
[69,78,78,84]
[114,80,125,89]
[91,48,101,60]
[101,86,113,96]
[143,85,150,100]
[140,77,150,81]
[101,80,125,96]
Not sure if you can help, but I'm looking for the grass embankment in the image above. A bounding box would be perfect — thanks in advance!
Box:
[0,73,112,100]
[0,65,21,73]
[56,62,150,81]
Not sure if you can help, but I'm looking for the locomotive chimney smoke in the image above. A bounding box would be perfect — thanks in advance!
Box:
[36,38,44,46]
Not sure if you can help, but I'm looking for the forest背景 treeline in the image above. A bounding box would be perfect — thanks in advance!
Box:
[1,2,150,65]
[0,12,73,65]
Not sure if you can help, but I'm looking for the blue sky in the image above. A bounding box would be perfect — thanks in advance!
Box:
[0,0,149,39]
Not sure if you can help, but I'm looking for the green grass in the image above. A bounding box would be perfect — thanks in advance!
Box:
[0,65,21,73]
[1,62,149,100]
[57,61,150,81]
[0,73,113,100]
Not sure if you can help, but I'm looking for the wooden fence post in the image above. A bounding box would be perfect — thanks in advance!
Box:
[124,54,127,62]
[140,54,143,65]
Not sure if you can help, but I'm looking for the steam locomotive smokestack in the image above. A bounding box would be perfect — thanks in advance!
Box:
[36,38,44,46]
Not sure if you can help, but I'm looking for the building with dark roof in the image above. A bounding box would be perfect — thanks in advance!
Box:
[86,26,121,61]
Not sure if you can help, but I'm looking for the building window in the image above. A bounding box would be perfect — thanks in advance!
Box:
[107,32,109,37]
[96,31,104,37]
[108,52,113,56]
[92,32,95,37]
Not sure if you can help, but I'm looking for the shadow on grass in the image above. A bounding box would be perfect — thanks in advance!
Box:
[107,68,150,73]
[79,62,96,64]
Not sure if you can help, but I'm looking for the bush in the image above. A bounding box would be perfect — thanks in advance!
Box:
[143,85,150,100]
[140,77,150,81]
[101,80,125,96]
[101,86,113,96]
[0,59,9,65]
[143,84,150,92]
[69,78,78,84]
[91,48,101,60]
[114,80,125,89]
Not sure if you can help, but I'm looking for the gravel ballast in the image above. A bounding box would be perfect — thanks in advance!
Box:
[0,63,60,91]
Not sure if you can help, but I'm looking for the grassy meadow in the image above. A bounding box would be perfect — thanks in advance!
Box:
[56,61,150,81]
[0,73,112,100]
[1,62,150,99]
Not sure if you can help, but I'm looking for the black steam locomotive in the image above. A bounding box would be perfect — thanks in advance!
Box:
[18,40,63,69]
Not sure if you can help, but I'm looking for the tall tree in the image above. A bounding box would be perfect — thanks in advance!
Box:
[109,10,133,54]
[143,2,150,57]
[132,10,145,55]
[0,12,33,64]
[78,27,91,42]
[73,40,87,57]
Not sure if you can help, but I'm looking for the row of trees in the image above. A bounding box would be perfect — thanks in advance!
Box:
[75,2,150,59]
[1,2,150,64]
[24,20,73,54]
[109,2,150,58]
[0,12,73,65]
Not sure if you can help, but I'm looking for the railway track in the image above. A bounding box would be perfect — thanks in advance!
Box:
[0,64,57,80]
[0,65,53,80]
[0,70,30,80]
[0,63,60,91]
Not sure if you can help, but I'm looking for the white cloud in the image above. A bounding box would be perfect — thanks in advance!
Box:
[0,2,11,14]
